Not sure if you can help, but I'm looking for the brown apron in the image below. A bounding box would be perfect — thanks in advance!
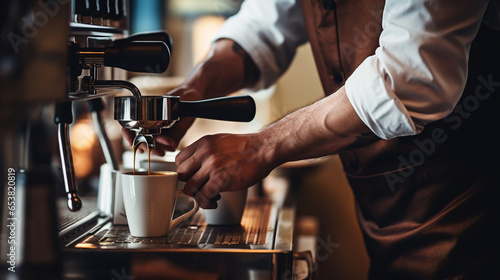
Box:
[301,0,500,279]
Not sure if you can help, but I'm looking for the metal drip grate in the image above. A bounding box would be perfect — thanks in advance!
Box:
[82,197,273,247]
[168,197,272,245]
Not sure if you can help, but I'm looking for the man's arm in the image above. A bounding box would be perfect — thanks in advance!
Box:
[258,86,377,164]
[181,38,260,100]
[125,0,307,155]
[175,86,377,208]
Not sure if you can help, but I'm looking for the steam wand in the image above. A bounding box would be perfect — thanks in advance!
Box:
[55,80,145,212]
[54,101,82,212]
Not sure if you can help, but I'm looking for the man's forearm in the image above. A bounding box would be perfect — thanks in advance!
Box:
[181,39,260,99]
[258,86,379,166]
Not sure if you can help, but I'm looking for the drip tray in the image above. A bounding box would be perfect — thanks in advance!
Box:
[74,197,276,250]
[170,198,272,246]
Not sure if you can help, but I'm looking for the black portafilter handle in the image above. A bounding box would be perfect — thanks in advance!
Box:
[177,95,256,122]
[104,41,170,73]
[114,31,173,54]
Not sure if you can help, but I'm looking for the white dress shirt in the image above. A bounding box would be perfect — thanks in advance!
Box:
[214,0,497,139]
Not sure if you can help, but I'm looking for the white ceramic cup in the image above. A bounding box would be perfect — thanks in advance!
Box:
[121,171,198,237]
[204,189,248,225]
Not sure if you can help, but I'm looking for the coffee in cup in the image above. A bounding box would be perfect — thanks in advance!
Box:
[139,159,185,190]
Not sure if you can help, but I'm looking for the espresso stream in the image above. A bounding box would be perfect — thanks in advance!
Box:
[132,144,152,175]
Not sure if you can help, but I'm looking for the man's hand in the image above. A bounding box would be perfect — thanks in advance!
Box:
[175,133,276,209]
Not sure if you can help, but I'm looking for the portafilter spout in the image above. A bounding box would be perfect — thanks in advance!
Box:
[114,95,256,135]
[133,134,156,151]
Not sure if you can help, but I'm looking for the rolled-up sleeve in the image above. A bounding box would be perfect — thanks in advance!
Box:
[345,0,490,139]
[213,0,308,91]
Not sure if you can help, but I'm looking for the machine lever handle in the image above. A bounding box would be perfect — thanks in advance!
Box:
[104,41,170,73]
[114,31,173,54]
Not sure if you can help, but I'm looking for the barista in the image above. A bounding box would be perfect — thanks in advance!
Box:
[124,0,500,278]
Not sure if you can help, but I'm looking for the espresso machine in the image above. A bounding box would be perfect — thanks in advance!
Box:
[0,1,314,279]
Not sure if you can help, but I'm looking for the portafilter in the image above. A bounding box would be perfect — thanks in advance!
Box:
[115,95,256,148]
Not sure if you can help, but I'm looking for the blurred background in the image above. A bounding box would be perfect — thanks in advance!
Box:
[65,1,370,278]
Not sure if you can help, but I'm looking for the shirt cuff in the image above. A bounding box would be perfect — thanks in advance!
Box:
[345,55,421,140]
